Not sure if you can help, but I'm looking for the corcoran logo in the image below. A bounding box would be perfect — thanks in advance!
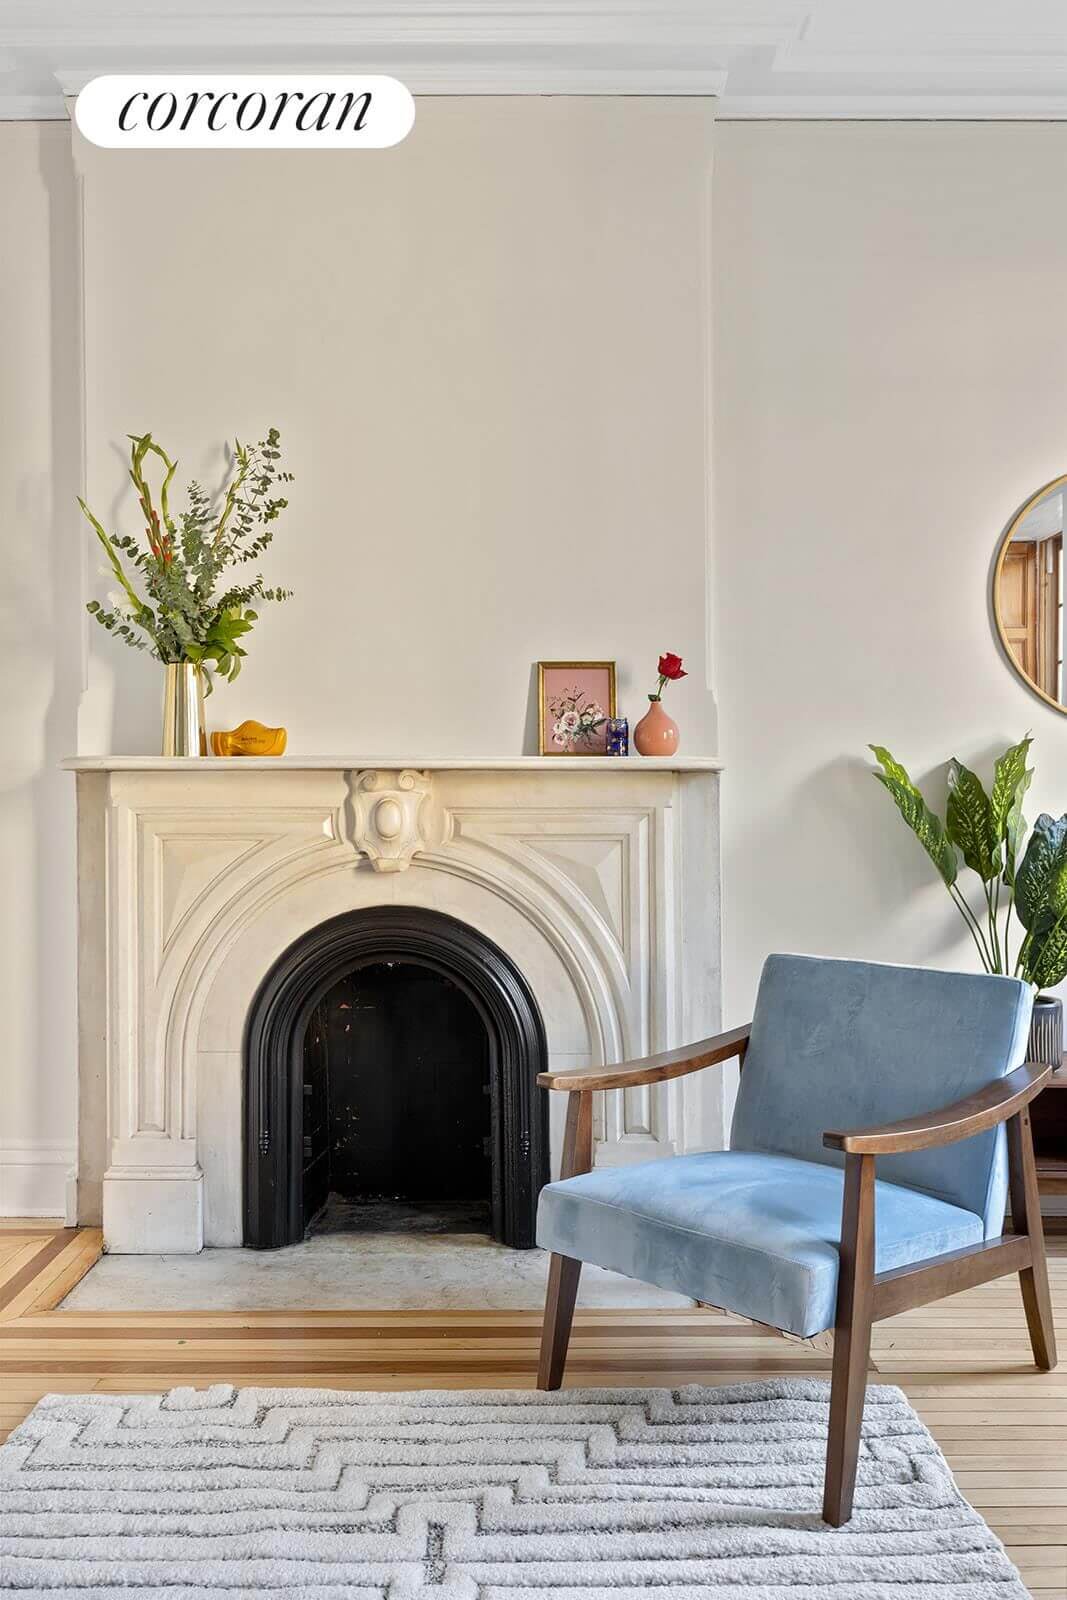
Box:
[75,75,415,149]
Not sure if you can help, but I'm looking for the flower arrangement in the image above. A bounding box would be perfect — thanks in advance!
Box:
[80,428,293,690]
[649,651,687,700]
[549,686,607,752]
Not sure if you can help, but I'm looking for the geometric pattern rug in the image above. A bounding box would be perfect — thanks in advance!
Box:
[0,1378,1028,1596]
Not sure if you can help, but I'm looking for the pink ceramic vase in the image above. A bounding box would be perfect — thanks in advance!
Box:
[633,696,679,756]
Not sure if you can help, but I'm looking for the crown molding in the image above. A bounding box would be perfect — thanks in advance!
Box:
[0,2,790,115]
[0,94,66,120]
[6,3,1067,121]
[51,64,730,100]
[4,6,793,47]
[718,95,1067,121]
[772,31,1067,76]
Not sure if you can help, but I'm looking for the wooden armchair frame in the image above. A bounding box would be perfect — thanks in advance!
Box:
[536,1027,1058,1526]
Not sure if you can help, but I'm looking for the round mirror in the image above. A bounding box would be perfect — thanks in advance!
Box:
[993,475,1067,713]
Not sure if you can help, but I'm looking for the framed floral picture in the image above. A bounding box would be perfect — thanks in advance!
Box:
[537,661,617,756]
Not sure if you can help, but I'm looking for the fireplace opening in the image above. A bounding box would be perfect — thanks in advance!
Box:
[301,962,491,1234]
[244,906,549,1250]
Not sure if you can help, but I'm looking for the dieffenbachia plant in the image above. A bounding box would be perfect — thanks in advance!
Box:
[870,736,1067,989]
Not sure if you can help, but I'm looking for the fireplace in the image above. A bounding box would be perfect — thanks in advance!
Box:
[67,759,722,1253]
[244,906,548,1250]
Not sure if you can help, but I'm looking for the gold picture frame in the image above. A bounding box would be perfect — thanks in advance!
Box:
[537,661,618,756]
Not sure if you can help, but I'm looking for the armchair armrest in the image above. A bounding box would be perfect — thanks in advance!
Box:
[823,1062,1051,1155]
[537,1024,751,1093]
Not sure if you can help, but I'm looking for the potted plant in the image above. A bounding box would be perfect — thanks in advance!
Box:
[80,429,293,754]
[870,736,1065,1067]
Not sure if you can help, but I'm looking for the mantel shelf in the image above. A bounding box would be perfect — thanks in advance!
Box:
[63,755,724,773]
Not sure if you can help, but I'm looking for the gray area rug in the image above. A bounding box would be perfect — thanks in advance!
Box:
[0,1379,1026,1596]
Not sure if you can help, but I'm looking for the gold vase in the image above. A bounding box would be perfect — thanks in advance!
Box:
[161,663,207,757]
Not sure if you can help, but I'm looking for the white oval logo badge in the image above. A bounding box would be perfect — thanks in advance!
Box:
[75,75,415,149]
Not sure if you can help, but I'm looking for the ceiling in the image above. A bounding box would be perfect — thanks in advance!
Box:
[5,0,1067,121]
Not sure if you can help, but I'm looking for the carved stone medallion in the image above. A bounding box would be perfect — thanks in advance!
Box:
[349,769,433,872]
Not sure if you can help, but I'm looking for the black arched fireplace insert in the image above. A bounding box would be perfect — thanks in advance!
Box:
[243,906,549,1250]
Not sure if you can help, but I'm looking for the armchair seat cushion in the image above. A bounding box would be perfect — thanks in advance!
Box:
[536,1150,983,1338]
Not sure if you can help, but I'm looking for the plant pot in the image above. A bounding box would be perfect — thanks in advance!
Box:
[633,696,679,757]
[162,663,207,757]
[1029,993,1063,1072]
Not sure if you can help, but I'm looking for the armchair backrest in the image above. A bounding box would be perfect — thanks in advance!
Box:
[730,954,1033,1234]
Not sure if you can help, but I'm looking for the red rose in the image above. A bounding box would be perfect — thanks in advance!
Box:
[657,653,687,680]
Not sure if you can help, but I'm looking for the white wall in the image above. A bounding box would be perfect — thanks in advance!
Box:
[74,98,718,759]
[7,110,1067,1214]
[0,123,80,1214]
[714,122,1067,1036]
[1,98,718,1215]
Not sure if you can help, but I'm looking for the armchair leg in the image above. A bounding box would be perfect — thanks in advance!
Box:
[537,1254,582,1389]
[537,1091,593,1392]
[1007,1109,1058,1372]
[823,1153,876,1527]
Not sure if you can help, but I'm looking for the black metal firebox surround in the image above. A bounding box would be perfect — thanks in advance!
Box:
[243,906,549,1250]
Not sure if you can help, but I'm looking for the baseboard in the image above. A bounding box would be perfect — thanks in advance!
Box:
[0,1144,77,1218]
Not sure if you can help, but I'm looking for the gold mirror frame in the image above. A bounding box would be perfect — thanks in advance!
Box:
[992,472,1067,717]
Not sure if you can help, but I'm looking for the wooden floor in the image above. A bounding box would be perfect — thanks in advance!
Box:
[1,1220,1065,1597]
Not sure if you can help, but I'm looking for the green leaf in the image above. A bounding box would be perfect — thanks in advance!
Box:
[1025,908,1067,989]
[991,736,1033,837]
[1003,768,1034,890]
[1015,812,1067,932]
[868,745,912,789]
[946,759,999,881]
[869,746,958,888]
[78,497,150,621]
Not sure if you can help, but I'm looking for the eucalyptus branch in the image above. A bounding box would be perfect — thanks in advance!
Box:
[81,427,293,691]
[213,441,252,549]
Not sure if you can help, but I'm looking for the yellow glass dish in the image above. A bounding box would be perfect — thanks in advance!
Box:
[210,720,287,757]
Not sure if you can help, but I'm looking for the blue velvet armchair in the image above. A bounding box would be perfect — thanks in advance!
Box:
[535,955,1057,1525]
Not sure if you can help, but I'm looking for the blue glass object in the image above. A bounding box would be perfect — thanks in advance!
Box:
[606,716,629,756]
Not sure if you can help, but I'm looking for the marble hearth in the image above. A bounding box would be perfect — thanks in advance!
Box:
[65,756,723,1254]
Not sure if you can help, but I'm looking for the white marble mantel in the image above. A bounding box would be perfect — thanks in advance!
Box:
[68,756,723,1253]
[64,756,724,772]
